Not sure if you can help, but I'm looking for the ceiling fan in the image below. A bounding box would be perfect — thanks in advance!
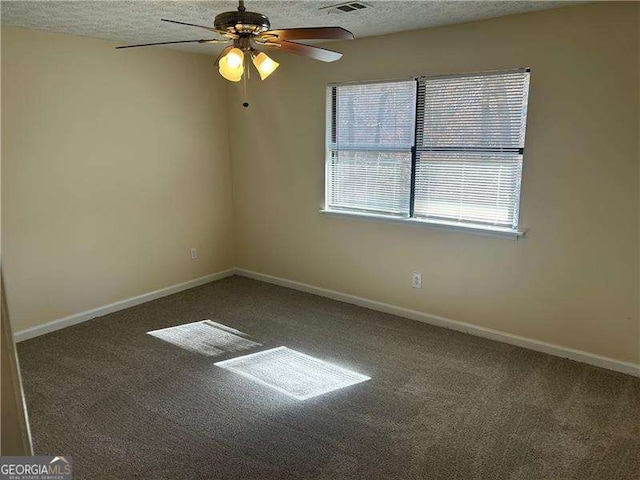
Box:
[117,0,354,83]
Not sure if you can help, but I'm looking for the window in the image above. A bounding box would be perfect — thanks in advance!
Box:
[325,69,531,236]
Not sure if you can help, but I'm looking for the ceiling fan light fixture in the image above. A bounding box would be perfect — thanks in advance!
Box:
[252,52,279,80]
[117,1,354,83]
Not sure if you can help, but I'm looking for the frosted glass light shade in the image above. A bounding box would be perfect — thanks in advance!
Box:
[252,52,279,80]
[219,48,244,82]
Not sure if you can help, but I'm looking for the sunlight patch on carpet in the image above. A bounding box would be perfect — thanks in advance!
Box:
[215,347,370,400]
[147,320,260,357]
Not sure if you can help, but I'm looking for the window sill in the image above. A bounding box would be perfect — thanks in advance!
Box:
[319,209,526,240]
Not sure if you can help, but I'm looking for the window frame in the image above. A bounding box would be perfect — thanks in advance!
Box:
[322,68,530,240]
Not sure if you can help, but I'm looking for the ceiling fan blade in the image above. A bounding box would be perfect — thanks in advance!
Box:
[274,40,343,62]
[116,39,226,49]
[259,27,354,41]
[214,45,233,66]
[161,18,238,38]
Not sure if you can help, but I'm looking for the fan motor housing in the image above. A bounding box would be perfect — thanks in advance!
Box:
[214,11,270,34]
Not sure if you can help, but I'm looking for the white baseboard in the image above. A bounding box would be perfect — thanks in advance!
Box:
[13,269,235,343]
[235,268,640,378]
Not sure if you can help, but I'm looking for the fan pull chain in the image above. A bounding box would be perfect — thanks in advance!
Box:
[242,58,249,108]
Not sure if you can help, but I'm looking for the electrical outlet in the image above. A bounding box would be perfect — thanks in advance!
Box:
[190,247,198,260]
[412,272,422,289]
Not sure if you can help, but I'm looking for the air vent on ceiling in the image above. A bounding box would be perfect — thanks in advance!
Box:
[320,2,369,14]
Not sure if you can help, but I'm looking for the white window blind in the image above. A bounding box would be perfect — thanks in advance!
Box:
[326,80,416,216]
[413,70,530,229]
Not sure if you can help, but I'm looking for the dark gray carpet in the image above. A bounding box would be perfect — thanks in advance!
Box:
[17,276,640,479]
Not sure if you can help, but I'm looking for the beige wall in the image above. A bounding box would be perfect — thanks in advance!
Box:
[1,27,235,332]
[229,2,640,364]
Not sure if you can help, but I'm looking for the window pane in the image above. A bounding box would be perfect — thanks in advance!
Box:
[327,150,411,216]
[332,81,416,149]
[417,71,529,149]
[413,151,523,228]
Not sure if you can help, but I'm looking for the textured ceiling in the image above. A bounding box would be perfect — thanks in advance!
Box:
[1,1,574,54]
